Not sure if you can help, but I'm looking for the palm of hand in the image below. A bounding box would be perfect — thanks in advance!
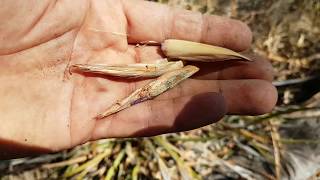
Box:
[0,0,277,157]
[0,0,143,152]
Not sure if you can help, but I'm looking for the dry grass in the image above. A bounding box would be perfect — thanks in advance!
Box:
[1,0,320,179]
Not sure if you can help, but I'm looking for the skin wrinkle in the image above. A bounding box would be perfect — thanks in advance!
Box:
[120,0,129,34]
[160,82,185,100]
[70,79,91,146]
[144,101,154,132]
[69,0,130,146]
[68,36,82,147]
[0,30,75,77]
[0,19,79,56]
[133,46,142,63]
[170,97,188,131]
[82,79,92,143]
[217,17,228,47]
[120,0,136,43]
[143,98,176,135]
[0,27,76,56]
[22,1,54,38]
[102,36,123,51]
[197,12,204,42]
[120,0,129,45]
[218,20,229,48]
[201,15,213,44]
[103,111,118,138]
[163,6,171,41]
[216,62,226,80]
[63,42,76,80]
[123,81,138,102]
[82,1,127,51]
[68,0,91,147]
[172,9,202,41]
[216,80,225,114]
[169,97,182,130]
[172,83,184,100]
[200,15,209,44]
[169,8,179,40]
[200,15,245,50]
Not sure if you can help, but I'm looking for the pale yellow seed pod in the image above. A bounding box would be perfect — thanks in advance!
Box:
[162,39,252,62]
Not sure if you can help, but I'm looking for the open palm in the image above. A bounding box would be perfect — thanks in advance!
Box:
[0,0,277,158]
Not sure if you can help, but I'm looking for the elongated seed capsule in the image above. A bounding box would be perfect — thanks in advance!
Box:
[161,39,252,62]
[96,65,199,119]
[71,60,184,78]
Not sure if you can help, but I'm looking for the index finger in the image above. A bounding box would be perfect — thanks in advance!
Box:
[121,0,252,51]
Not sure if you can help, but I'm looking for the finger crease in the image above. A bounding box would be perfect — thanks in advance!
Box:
[201,15,209,43]
[217,80,223,94]
[167,7,175,39]
[133,46,142,63]
[144,101,154,129]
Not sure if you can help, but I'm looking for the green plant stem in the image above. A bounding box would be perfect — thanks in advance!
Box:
[64,142,113,178]
[132,163,140,180]
[249,106,320,125]
[105,150,126,180]
[153,136,202,180]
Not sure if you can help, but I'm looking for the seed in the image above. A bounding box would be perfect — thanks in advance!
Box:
[70,39,253,119]
[161,39,252,62]
[70,60,184,78]
[96,65,199,119]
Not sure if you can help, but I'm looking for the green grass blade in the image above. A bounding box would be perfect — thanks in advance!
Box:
[105,149,126,180]
[63,142,113,178]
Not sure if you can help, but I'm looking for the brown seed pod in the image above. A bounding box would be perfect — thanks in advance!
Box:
[96,65,199,119]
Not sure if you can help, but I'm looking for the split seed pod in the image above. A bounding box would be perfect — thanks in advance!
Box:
[71,60,184,78]
[96,65,199,119]
[162,39,251,62]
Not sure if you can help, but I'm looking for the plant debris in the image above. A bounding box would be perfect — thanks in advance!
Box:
[96,65,199,119]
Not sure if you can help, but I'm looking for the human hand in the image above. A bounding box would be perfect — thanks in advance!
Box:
[0,0,277,159]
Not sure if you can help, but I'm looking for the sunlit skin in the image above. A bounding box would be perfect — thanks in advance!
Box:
[0,0,277,159]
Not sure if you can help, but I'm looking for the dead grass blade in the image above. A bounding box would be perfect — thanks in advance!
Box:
[145,139,172,180]
[132,162,140,180]
[41,155,88,169]
[153,136,202,180]
[220,159,257,180]
[239,129,270,144]
[270,119,282,180]
[97,65,199,119]
[71,60,184,78]
[63,142,113,178]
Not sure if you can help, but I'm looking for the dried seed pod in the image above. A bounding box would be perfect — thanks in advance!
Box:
[96,65,199,119]
[162,39,252,62]
[71,60,184,78]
